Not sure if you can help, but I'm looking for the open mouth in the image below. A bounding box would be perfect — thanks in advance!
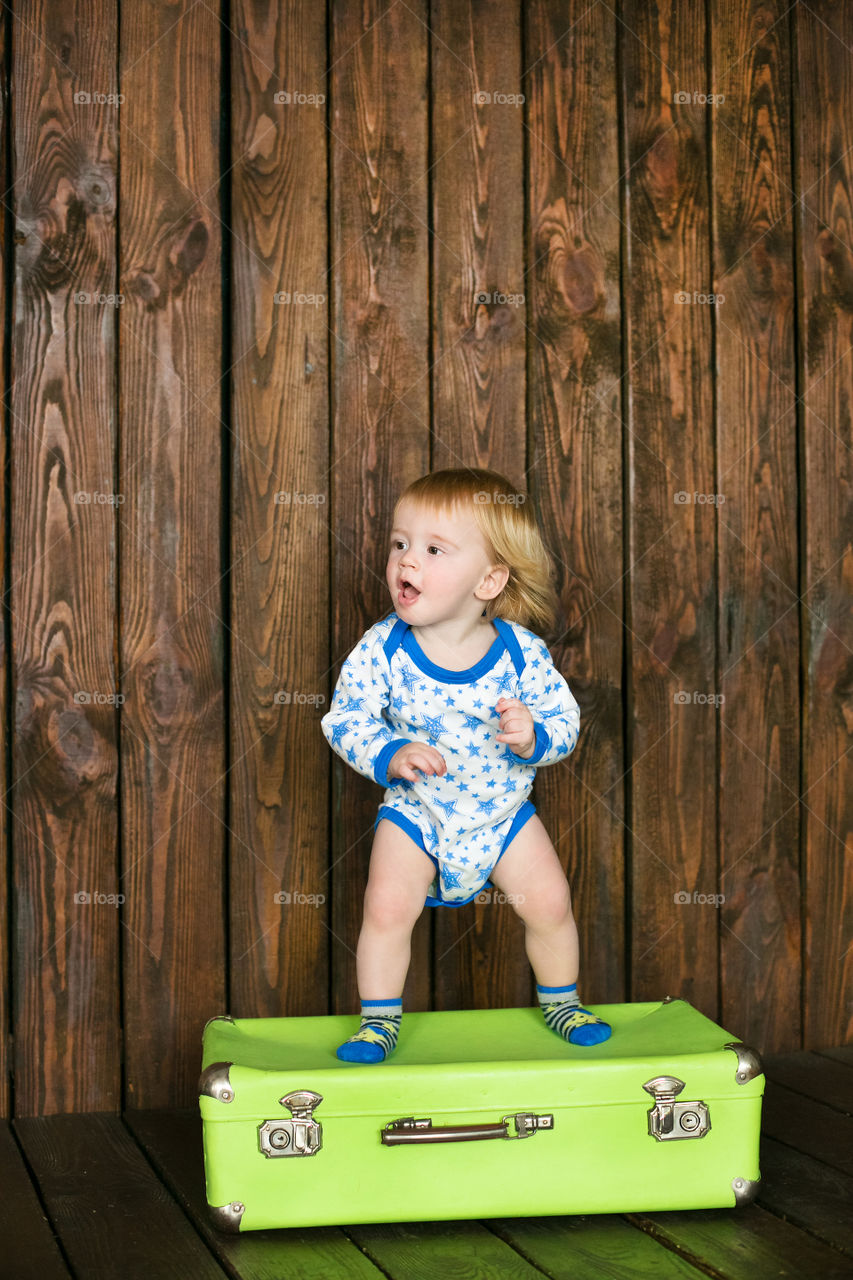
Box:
[398,579,421,604]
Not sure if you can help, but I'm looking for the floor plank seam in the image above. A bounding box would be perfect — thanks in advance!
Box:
[760,1131,852,1179]
[478,1219,563,1278]
[337,1226,412,1280]
[8,1118,79,1279]
[752,1195,853,1262]
[764,1075,853,1115]
[623,1213,733,1280]
[118,1111,233,1277]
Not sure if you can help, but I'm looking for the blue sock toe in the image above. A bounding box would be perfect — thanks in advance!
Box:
[336,1001,402,1064]
[568,1019,612,1045]
[336,1039,387,1062]
[537,984,612,1047]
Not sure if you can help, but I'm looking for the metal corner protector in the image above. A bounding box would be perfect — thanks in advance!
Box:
[731,1175,760,1206]
[209,1201,245,1232]
[199,1060,235,1102]
[723,1041,764,1084]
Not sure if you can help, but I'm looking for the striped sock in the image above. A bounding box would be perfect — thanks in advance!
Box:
[537,982,612,1046]
[336,997,402,1063]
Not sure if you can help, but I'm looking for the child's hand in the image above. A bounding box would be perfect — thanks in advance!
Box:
[495,697,536,758]
[387,742,447,782]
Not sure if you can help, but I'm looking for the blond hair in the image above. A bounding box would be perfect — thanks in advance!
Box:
[390,468,562,640]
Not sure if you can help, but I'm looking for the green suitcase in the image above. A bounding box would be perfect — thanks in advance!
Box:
[198,998,764,1232]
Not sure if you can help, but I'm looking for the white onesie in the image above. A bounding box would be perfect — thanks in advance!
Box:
[320,611,581,906]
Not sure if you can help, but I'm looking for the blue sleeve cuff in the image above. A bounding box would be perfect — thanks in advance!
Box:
[374,738,414,786]
[509,721,550,766]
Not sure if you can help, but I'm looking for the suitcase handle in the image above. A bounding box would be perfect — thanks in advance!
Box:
[381,1111,554,1145]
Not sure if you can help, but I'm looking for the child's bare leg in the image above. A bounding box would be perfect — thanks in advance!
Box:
[489,814,611,1045]
[337,819,435,1062]
[357,818,436,996]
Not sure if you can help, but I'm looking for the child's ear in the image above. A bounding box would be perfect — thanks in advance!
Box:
[477,563,510,600]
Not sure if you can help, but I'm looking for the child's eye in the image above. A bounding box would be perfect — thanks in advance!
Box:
[427,546,443,556]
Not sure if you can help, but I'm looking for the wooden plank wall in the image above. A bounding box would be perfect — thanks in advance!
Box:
[1,0,850,1118]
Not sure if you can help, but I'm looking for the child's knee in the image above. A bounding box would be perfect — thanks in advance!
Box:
[363,873,426,930]
[515,879,572,930]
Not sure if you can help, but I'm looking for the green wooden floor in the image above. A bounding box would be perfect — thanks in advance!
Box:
[2,1047,852,1279]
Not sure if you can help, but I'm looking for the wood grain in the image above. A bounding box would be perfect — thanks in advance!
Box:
[15,1113,226,1278]
[429,0,528,1009]
[3,0,852,1123]
[11,0,120,1115]
[119,0,224,1108]
[126,1108,383,1280]
[524,0,626,1009]
[0,3,7,1122]
[621,2,718,1008]
[228,2,330,1018]
[329,0,431,1015]
[712,1,800,1051]
[0,1122,71,1277]
[795,0,853,1050]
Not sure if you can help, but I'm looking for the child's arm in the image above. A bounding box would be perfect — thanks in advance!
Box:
[499,633,581,767]
[320,626,414,787]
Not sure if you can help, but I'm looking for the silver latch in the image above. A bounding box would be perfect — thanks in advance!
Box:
[643,1075,710,1141]
[258,1089,323,1157]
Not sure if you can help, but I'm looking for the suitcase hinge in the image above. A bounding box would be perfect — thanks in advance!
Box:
[643,1075,710,1141]
[258,1089,323,1157]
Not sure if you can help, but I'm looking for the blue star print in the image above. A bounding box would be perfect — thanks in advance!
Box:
[320,612,581,905]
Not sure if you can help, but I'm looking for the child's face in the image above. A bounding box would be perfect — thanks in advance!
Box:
[387,498,508,624]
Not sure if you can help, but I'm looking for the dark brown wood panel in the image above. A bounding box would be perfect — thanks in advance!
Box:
[628,1205,853,1279]
[15,1113,226,1278]
[429,0,528,1009]
[621,3,718,1009]
[493,1216,721,1278]
[329,0,431,1016]
[524,0,626,1012]
[0,1122,71,1277]
[795,0,853,1051]
[1,0,852,1124]
[119,0,224,1108]
[757,1134,853,1257]
[0,1,8,1123]
[126,1109,386,1280]
[11,0,120,1115]
[228,2,330,1018]
[712,1,800,1052]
